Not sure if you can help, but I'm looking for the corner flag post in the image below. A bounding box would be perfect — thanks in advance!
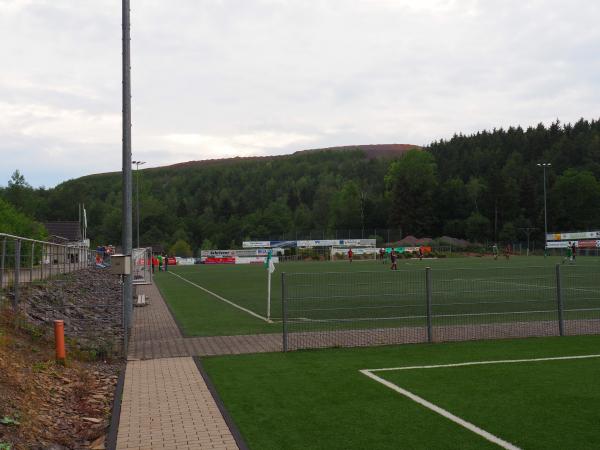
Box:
[265,250,275,321]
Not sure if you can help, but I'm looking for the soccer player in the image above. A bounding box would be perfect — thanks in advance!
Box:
[347,248,353,263]
[563,244,572,264]
[418,246,423,261]
[492,243,498,260]
[379,247,385,263]
[390,249,398,270]
[504,244,511,260]
[571,242,577,263]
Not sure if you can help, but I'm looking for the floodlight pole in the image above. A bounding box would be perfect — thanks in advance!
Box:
[518,227,537,256]
[537,163,551,257]
[122,0,133,333]
[132,160,146,249]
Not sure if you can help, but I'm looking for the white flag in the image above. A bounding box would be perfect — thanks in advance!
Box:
[268,258,276,274]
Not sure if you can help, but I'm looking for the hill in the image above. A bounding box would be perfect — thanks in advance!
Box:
[2,118,600,252]
[83,143,419,176]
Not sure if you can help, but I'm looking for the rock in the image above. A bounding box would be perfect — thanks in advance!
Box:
[82,417,102,424]
[89,434,106,450]
[18,268,125,357]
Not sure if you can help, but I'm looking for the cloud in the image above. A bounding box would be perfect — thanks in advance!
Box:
[1,0,599,187]
[162,131,315,154]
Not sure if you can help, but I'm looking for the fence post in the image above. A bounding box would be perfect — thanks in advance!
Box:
[30,242,35,282]
[426,267,433,343]
[14,239,21,310]
[282,272,288,352]
[555,264,564,336]
[0,238,5,292]
[40,244,44,280]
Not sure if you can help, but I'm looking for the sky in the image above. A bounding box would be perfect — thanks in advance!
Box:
[1,0,599,187]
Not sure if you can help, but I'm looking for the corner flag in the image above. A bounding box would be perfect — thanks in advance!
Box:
[265,250,275,321]
[264,251,276,274]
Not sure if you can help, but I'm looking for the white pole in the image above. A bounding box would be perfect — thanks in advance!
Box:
[267,268,271,320]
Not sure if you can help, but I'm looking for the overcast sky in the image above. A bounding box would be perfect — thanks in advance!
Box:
[1,0,599,187]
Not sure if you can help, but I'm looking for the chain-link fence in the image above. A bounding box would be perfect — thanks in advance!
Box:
[281,264,600,351]
[0,233,125,357]
[1,233,94,302]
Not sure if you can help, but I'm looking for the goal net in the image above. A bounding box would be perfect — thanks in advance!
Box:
[132,247,152,285]
[330,247,377,261]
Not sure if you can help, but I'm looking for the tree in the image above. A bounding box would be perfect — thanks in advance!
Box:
[550,169,600,230]
[4,170,37,217]
[169,239,193,257]
[499,222,517,243]
[386,150,438,236]
[465,212,491,243]
[8,170,29,188]
[201,238,215,250]
[466,177,486,212]
[0,198,47,239]
[437,178,470,232]
[328,181,362,229]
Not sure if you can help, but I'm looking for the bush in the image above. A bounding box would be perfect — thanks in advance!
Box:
[169,239,193,257]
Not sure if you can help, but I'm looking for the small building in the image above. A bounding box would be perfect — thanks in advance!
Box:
[43,221,90,264]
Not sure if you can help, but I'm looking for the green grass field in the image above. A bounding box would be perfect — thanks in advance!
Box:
[202,335,600,450]
[154,256,600,337]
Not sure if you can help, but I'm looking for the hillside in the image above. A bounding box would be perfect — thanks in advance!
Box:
[46,146,397,248]
[2,119,600,253]
[83,144,419,176]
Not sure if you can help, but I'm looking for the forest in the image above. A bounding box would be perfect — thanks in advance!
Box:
[2,118,600,255]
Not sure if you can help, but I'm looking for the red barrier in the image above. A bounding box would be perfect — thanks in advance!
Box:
[204,257,236,264]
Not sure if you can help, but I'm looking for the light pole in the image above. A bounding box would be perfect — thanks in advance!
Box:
[518,227,537,256]
[132,160,146,249]
[537,163,551,256]
[122,0,133,334]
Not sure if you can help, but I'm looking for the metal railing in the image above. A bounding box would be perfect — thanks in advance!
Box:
[281,264,600,351]
[1,233,95,305]
[0,233,124,357]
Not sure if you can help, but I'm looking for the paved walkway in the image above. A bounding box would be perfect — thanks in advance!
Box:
[128,282,281,360]
[115,281,280,449]
[116,358,238,450]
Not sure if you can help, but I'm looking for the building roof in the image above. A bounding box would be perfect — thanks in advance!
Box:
[44,221,82,243]
[150,244,164,254]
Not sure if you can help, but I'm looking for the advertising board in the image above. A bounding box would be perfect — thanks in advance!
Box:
[242,241,271,248]
[547,231,600,241]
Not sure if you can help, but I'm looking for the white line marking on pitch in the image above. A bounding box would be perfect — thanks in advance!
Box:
[168,272,272,323]
[360,354,600,450]
[486,279,600,294]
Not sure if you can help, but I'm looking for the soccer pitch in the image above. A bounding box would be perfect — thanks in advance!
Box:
[154,256,600,338]
[202,335,600,450]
